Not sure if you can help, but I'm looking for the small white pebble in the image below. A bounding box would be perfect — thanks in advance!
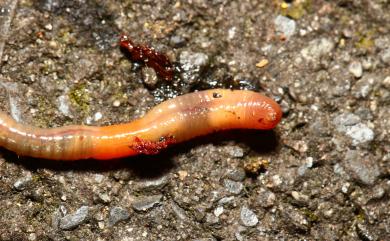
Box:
[98,221,105,229]
[113,100,121,107]
[341,183,350,194]
[44,23,53,31]
[214,206,224,217]
[348,61,363,78]
[94,112,103,121]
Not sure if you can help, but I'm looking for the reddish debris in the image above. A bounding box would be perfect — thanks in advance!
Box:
[131,136,176,155]
[119,34,174,81]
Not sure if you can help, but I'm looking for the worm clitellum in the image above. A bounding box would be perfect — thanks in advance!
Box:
[0,89,282,160]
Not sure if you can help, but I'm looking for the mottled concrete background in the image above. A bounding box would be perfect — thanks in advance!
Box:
[0,0,389,240]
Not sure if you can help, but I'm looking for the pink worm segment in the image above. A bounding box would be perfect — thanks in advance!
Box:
[0,89,282,160]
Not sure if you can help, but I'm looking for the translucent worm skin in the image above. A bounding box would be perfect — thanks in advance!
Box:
[0,89,282,160]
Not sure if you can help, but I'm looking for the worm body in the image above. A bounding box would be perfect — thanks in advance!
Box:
[0,89,281,160]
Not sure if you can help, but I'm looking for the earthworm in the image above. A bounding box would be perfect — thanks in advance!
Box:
[0,89,282,160]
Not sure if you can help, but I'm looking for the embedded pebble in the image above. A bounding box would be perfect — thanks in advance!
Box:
[280,99,290,115]
[348,61,363,78]
[256,188,276,208]
[142,67,159,88]
[274,15,296,39]
[132,195,163,211]
[218,196,235,205]
[170,35,186,47]
[13,173,32,191]
[333,113,374,145]
[94,192,111,204]
[57,95,72,117]
[108,206,130,227]
[134,176,169,192]
[240,206,258,227]
[343,150,380,185]
[291,191,309,203]
[213,206,224,217]
[298,157,314,176]
[94,112,103,121]
[362,58,373,70]
[226,168,246,182]
[225,146,244,158]
[59,206,89,230]
[301,38,334,61]
[380,48,390,65]
[171,201,188,220]
[341,182,351,194]
[112,100,121,107]
[223,179,243,195]
[205,213,219,224]
[351,74,376,99]
[179,51,209,84]
[382,76,390,89]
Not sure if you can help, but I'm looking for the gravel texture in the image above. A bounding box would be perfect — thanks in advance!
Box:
[0,0,390,240]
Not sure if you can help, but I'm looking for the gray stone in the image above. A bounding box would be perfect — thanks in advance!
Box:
[59,206,89,230]
[223,179,243,195]
[333,113,374,145]
[274,15,296,39]
[280,99,291,115]
[213,206,224,217]
[170,35,186,47]
[362,57,374,70]
[240,206,258,227]
[13,173,32,191]
[374,36,390,50]
[291,191,309,204]
[132,194,163,211]
[382,76,390,89]
[51,208,62,229]
[348,61,363,78]
[355,107,374,121]
[108,206,130,227]
[205,213,219,224]
[134,176,169,192]
[218,196,235,205]
[226,146,245,158]
[142,67,158,88]
[256,188,276,208]
[344,124,374,145]
[301,38,334,61]
[171,201,188,220]
[344,150,380,185]
[298,157,314,176]
[179,51,209,84]
[226,168,246,182]
[351,74,375,99]
[380,48,390,65]
[94,192,111,204]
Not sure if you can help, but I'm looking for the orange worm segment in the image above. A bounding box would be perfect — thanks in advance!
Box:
[0,89,282,160]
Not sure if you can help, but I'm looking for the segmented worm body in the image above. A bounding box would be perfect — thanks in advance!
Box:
[0,89,281,160]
